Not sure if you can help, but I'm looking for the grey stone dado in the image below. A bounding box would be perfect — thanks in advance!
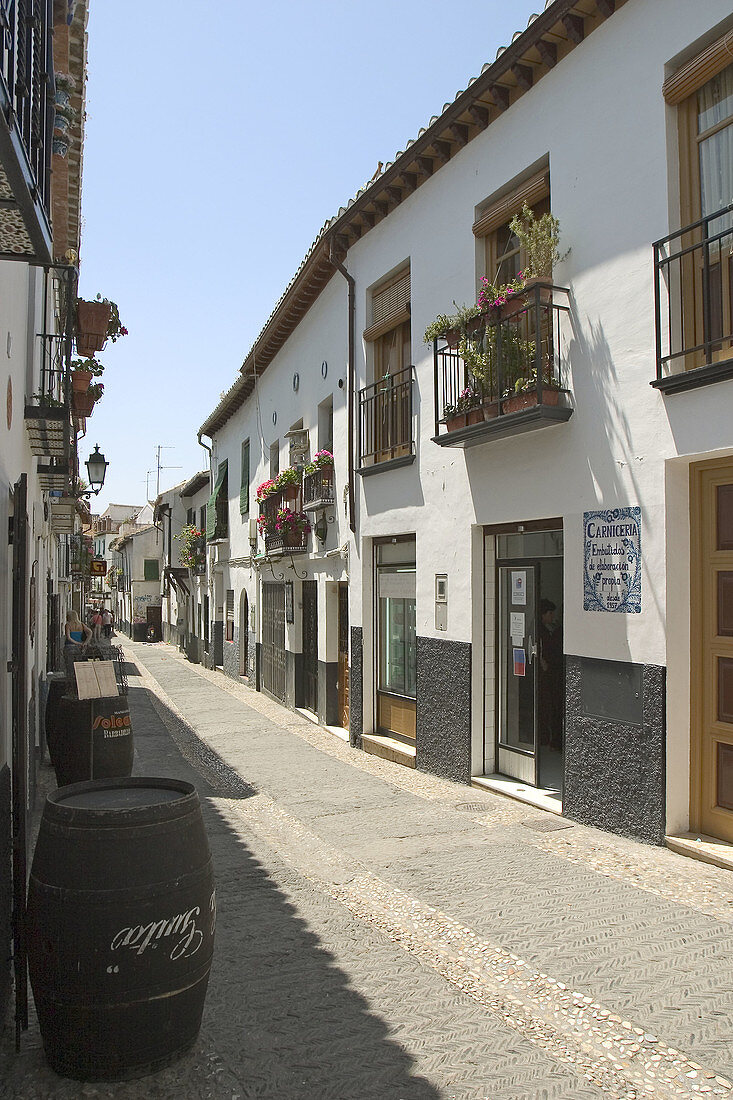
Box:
[350,627,363,749]
[416,636,472,784]
[564,656,666,845]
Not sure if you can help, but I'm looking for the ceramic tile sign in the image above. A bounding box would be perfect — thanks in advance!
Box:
[583,507,641,614]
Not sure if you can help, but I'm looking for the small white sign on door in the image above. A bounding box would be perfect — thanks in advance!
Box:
[511,571,527,606]
[510,612,525,639]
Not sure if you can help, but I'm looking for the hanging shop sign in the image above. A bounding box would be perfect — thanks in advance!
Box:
[90,558,107,576]
[583,507,641,614]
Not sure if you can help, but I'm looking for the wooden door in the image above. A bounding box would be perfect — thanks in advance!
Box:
[262,583,286,703]
[692,459,733,842]
[338,583,349,729]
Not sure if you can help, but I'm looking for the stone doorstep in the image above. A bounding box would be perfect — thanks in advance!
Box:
[361,733,416,769]
[471,773,563,816]
[294,707,349,743]
[666,831,733,872]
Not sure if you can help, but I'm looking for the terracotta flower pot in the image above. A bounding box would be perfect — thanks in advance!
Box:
[77,299,111,337]
[502,387,560,414]
[76,300,111,356]
[482,400,499,420]
[282,484,299,503]
[72,391,95,417]
[71,369,92,393]
[446,414,466,432]
[445,327,461,350]
[466,408,483,425]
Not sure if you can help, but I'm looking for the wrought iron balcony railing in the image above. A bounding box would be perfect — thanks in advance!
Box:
[653,202,733,394]
[0,0,54,260]
[264,529,308,555]
[303,466,335,510]
[433,282,572,447]
[358,366,415,471]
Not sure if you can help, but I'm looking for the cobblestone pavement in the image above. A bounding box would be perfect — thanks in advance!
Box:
[4,639,733,1098]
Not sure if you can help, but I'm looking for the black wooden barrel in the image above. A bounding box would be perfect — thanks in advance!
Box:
[27,777,216,1080]
[53,695,133,787]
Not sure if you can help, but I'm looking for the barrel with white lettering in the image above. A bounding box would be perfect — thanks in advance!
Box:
[26,778,216,1080]
[53,695,134,787]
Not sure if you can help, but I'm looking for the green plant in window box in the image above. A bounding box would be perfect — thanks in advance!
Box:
[30,391,64,408]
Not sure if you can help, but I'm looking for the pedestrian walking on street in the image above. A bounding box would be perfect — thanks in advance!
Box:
[102,607,112,639]
[64,610,91,650]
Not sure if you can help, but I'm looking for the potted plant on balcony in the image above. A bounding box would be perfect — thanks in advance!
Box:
[276,466,301,503]
[256,478,278,504]
[175,524,206,571]
[507,203,568,302]
[70,356,104,392]
[274,508,311,547]
[75,296,127,357]
[501,365,560,414]
[72,382,103,418]
[52,134,70,158]
[443,387,484,432]
[53,72,76,107]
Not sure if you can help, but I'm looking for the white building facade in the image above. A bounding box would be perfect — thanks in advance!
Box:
[199,0,733,849]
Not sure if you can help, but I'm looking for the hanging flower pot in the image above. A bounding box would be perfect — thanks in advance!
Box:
[72,390,95,417]
[76,299,112,356]
[52,135,70,158]
[71,369,92,393]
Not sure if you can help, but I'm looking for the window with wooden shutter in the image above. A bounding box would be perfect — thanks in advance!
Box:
[364,268,410,342]
[143,558,159,581]
[240,439,250,516]
[474,171,550,289]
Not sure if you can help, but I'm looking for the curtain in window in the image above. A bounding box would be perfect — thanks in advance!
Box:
[698,62,733,233]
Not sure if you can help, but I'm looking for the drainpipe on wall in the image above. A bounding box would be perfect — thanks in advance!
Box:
[197,432,213,487]
[328,239,356,535]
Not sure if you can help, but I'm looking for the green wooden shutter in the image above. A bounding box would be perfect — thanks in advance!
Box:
[240,440,250,515]
[206,460,228,540]
[143,558,159,581]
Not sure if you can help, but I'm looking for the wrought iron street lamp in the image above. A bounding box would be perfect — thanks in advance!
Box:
[84,444,108,495]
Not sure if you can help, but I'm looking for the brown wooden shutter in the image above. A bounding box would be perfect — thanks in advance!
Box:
[662,31,733,105]
[363,269,410,342]
[472,170,549,238]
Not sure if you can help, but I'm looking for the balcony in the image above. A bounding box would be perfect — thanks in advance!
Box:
[653,203,733,395]
[0,4,54,261]
[264,530,308,555]
[358,366,415,474]
[432,283,572,447]
[303,466,335,510]
[24,364,70,457]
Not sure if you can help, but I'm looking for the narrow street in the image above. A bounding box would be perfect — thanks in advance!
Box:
[5,639,733,1099]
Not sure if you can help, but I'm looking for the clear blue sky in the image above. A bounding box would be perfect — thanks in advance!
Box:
[79,0,544,510]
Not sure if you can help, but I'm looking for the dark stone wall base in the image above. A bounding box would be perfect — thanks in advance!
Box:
[0,765,10,1025]
[212,621,224,667]
[564,656,666,845]
[223,636,239,680]
[350,628,363,749]
[416,636,472,784]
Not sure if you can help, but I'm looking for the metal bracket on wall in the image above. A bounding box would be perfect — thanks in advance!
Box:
[287,553,307,580]
[267,561,285,581]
